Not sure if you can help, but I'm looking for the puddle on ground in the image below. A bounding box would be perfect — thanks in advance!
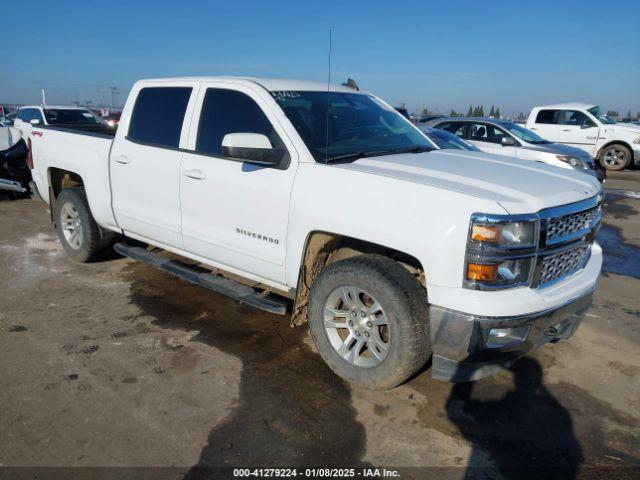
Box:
[597,224,640,279]
[599,192,640,279]
[122,262,370,472]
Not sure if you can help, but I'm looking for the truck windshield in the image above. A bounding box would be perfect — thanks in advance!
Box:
[502,123,550,144]
[587,106,616,125]
[272,91,434,162]
[44,109,102,125]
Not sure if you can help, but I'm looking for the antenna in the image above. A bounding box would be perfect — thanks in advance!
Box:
[325,28,332,165]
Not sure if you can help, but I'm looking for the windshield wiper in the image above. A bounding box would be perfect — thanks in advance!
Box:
[363,145,433,157]
[325,146,432,163]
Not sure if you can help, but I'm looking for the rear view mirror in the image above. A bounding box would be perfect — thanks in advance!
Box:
[29,119,40,125]
[221,133,287,168]
[501,136,516,146]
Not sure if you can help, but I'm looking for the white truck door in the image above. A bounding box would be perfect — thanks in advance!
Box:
[110,83,198,248]
[527,109,561,142]
[557,110,599,156]
[179,82,298,284]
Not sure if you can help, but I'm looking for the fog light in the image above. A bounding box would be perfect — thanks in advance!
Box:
[487,325,530,348]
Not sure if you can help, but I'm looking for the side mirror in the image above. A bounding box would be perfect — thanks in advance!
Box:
[221,133,287,168]
[29,119,41,125]
[501,136,517,146]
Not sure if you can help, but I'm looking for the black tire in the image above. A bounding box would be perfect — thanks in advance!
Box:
[599,144,631,171]
[54,187,112,262]
[308,254,430,389]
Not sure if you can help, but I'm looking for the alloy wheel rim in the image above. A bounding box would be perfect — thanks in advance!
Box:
[323,285,390,367]
[604,148,625,167]
[60,202,83,249]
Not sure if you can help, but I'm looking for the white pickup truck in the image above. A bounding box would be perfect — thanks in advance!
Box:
[28,77,603,388]
[526,103,640,171]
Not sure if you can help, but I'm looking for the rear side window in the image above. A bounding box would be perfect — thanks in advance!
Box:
[436,122,466,137]
[128,87,192,148]
[535,109,560,124]
[196,88,281,156]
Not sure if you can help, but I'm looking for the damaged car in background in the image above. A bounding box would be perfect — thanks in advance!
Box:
[0,126,31,198]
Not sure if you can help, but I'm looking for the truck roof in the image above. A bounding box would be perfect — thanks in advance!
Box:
[138,76,363,93]
[533,102,595,110]
[19,105,90,110]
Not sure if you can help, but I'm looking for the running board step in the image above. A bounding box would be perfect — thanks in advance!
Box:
[114,242,288,315]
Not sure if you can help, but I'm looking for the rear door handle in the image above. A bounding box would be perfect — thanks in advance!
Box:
[183,169,206,180]
[113,155,130,164]
[562,129,571,132]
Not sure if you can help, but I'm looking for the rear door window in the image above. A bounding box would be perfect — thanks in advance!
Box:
[196,88,283,156]
[535,109,561,124]
[436,122,466,137]
[128,87,192,148]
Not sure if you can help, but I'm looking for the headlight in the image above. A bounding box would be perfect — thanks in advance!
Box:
[465,214,539,289]
[469,218,537,248]
[556,155,586,169]
[633,136,640,145]
[466,257,534,287]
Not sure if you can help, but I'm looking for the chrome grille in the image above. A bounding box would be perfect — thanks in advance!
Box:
[546,206,600,244]
[539,244,590,285]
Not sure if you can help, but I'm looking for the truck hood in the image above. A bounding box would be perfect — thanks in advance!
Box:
[0,127,23,151]
[336,150,601,214]
[603,124,640,137]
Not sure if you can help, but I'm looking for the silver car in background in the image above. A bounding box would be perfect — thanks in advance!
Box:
[425,117,605,182]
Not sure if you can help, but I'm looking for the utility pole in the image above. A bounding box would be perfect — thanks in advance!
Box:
[109,86,119,109]
[41,89,47,106]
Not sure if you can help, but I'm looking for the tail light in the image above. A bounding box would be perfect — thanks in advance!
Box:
[26,138,34,169]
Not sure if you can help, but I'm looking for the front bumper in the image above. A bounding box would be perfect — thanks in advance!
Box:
[429,288,595,382]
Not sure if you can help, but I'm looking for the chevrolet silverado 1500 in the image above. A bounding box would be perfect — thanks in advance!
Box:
[28,77,603,388]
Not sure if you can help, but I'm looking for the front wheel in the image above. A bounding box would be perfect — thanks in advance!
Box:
[599,144,631,171]
[54,187,112,262]
[308,254,430,389]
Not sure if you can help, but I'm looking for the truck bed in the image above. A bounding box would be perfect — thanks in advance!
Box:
[38,124,116,138]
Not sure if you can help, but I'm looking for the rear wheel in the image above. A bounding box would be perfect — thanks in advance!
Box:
[54,187,112,262]
[308,254,430,389]
[599,144,631,171]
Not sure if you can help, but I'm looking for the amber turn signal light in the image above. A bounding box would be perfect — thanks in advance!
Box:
[471,225,500,242]
[467,262,498,282]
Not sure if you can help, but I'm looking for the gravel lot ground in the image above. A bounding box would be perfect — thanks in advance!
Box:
[1,171,639,479]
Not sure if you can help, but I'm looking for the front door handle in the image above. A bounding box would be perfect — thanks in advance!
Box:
[183,169,206,180]
[562,129,571,132]
[113,155,130,164]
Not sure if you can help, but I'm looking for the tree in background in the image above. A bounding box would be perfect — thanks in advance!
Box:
[606,110,619,117]
[495,107,500,119]
[467,106,473,116]
[517,112,526,122]
[489,106,495,117]
[627,110,632,119]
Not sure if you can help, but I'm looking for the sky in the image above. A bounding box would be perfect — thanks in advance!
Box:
[2,0,639,116]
